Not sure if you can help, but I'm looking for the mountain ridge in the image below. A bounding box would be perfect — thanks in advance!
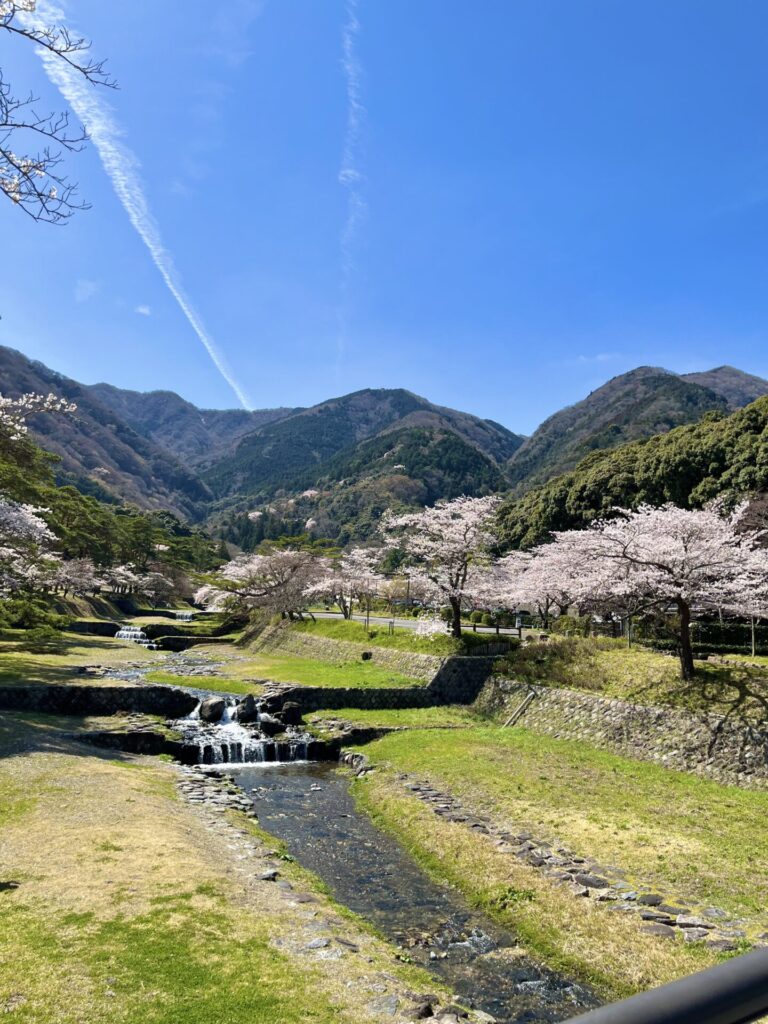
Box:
[1,344,766,539]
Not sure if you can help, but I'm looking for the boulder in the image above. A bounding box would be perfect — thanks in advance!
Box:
[233,694,259,723]
[280,701,303,726]
[199,697,226,723]
[258,713,285,737]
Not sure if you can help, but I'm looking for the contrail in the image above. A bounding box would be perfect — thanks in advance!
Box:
[22,3,253,410]
[337,0,366,358]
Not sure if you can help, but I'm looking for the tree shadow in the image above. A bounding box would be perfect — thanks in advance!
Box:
[0,709,158,765]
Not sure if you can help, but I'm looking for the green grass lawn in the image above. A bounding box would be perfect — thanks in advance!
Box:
[358,725,768,921]
[149,653,419,691]
[500,637,768,727]
[293,617,502,655]
[310,705,485,728]
[0,633,163,687]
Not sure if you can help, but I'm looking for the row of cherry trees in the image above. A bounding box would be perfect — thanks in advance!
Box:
[198,493,768,680]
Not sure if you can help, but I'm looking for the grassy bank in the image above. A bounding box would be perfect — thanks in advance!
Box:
[310,706,485,729]
[0,713,440,1023]
[0,632,162,687]
[349,724,768,994]
[209,652,419,689]
[293,618,505,655]
[500,637,768,726]
[357,726,768,920]
[352,770,715,1000]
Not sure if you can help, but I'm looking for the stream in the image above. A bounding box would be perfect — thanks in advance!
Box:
[229,762,599,1024]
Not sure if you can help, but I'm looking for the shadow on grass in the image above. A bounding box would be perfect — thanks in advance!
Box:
[0,709,150,765]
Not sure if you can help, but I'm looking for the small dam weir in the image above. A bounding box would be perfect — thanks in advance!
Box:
[171,694,335,766]
[114,625,159,650]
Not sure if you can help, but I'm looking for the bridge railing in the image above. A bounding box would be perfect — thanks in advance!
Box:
[563,948,768,1024]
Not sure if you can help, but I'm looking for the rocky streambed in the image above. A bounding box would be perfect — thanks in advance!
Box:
[226,761,598,1024]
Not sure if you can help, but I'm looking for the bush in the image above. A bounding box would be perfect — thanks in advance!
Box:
[551,615,592,637]
[481,612,494,626]
[469,611,484,624]
[439,607,453,622]
[20,625,67,654]
[0,597,67,631]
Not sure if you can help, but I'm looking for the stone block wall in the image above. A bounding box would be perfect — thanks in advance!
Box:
[0,683,198,718]
[486,677,768,788]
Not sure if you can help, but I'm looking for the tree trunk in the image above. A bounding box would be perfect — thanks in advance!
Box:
[450,597,462,639]
[676,599,695,680]
[752,617,757,659]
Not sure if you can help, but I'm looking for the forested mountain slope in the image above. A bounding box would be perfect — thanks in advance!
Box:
[505,366,732,493]
[0,347,211,519]
[499,397,768,549]
[203,388,524,501]
[88,382,297,466]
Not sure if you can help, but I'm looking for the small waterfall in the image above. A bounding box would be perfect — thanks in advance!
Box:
[174,610,194,622]
[172,697,316,766]
[114,625,159,650]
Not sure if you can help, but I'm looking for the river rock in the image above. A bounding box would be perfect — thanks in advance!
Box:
[573,873,609,889]
[281,701,303,726]
[683,927,712,942]
[259,713,285,737]
[199,697,226,723]
[367,994,399,1016]
[640,923,676,939]
[410,1001,434,1019]
[234,694,259,723]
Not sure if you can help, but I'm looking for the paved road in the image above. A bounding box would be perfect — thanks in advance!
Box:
[312,610,523,637]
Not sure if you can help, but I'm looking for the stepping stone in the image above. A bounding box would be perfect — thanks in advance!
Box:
[641,923,676,939]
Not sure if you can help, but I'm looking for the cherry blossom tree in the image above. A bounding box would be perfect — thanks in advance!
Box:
[304,547,383,620]
[195,550,321,620]
[49,556,99,596]
[1,1,114,223]
[380,495,501,638]
[527,503,768,680]
[0,495,56,593]
[0,392,76,441]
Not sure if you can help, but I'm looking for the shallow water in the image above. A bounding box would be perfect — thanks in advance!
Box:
[230,762,599,1024]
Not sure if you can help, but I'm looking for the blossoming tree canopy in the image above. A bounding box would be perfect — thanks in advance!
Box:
[526,502,768,679]
[304,547,384,619]
[194,549,321,620]
[380,494,501,638]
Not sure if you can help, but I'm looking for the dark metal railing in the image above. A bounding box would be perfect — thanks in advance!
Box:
[564,949,768,1024]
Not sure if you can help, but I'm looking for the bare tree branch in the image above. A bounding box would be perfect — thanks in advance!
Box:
[0,1,115,223]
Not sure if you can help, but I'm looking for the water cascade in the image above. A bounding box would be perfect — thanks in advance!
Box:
[172,697,327,766]
[114,625,159,650]
[174,610,194,622]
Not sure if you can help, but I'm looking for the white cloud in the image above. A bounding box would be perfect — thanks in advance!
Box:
[337,0,367,360]
[134,305,151,317]
[74,278,98,303]
[24,2,253,411]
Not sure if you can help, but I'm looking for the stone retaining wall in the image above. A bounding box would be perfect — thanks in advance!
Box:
[485,677,768,787]
[0,684,198,718]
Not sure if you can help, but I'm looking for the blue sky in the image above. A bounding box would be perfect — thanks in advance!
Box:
[3,0,768,434]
